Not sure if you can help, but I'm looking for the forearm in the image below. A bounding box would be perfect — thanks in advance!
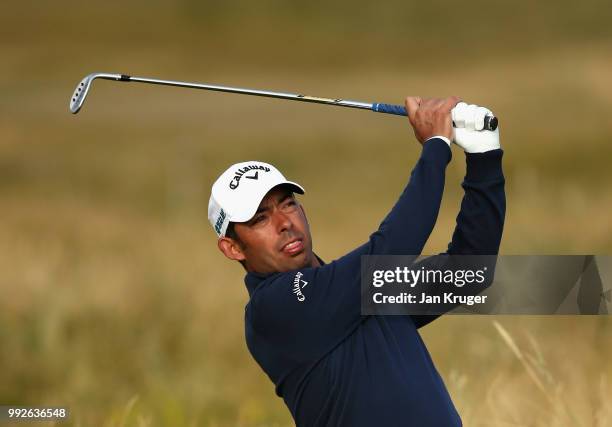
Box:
[369,138,451,255]
[446,149,506,255]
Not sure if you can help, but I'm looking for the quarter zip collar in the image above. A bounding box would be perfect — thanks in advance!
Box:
[244,254,325,297]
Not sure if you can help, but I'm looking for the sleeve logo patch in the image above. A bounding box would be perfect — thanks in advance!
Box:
[292,272,308,302]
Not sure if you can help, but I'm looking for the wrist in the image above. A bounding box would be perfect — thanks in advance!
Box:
[453,127,501,153]
[465,149,504,181]
[421,137,452,166]
[424,135,451,147]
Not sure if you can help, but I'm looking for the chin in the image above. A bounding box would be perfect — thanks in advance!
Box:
[277,252,311,272]
[294,251,315,268]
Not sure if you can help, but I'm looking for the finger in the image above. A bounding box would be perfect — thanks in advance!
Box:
[452,102,468,128]
[442,96,462,112]
[465,104,478,131]
[474,106,491,131]
[404,97,422,121]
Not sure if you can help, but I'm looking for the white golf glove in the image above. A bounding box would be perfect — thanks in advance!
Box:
[452,102,500,153]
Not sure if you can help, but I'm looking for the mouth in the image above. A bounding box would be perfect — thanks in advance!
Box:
[280,238,304,256]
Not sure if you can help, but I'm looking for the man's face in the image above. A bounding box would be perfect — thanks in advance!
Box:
[220,185,319,274]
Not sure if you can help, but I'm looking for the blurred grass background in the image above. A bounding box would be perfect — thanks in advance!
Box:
[1,1,611,426]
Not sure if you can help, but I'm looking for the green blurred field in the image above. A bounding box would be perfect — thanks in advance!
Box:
[1,1,612,426]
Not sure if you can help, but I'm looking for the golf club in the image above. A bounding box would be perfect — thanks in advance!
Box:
[69,72,498,131]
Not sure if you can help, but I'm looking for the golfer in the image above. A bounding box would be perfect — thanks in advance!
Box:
[208,96,505,426]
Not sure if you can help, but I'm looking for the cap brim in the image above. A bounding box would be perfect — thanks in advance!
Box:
[229,180,305,223]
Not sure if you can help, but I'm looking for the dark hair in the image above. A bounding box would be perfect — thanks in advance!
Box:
[225,222,241,244]
[225,222,246,269]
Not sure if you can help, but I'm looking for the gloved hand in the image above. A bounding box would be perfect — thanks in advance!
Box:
[452,102,500,153]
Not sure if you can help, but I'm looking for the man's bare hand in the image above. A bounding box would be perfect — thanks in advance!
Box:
[405,96,461,144]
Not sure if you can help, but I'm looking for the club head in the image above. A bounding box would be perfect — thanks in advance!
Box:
[69,73,124,114]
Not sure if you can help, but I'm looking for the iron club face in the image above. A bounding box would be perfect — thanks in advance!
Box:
[69,73,124,114]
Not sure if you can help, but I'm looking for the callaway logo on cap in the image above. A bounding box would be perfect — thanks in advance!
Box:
[208,161,305,237]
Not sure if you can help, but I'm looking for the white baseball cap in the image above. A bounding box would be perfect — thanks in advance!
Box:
[208,161,305,237]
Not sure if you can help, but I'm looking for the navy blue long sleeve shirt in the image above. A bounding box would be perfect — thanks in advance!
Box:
[243,138,506,426]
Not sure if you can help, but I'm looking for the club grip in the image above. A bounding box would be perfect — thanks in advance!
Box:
[372,103,407,116]
[372,103,499,131]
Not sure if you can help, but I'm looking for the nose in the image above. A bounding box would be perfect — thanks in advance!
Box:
[272,209,292,233]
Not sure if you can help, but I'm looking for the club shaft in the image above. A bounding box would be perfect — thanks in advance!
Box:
[124,75,373,111]
[71,73,498,130]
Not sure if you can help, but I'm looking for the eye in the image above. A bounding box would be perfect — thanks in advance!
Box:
[282,199,298,211]
[251,215,265,224]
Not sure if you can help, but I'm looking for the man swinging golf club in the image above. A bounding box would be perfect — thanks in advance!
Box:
[208,96,505,426]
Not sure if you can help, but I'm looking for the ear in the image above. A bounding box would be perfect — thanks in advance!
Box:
[218,237,246,262]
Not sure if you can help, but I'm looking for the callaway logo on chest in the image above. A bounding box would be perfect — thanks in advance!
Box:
[229,165,271,189]
[292,272,309,302]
